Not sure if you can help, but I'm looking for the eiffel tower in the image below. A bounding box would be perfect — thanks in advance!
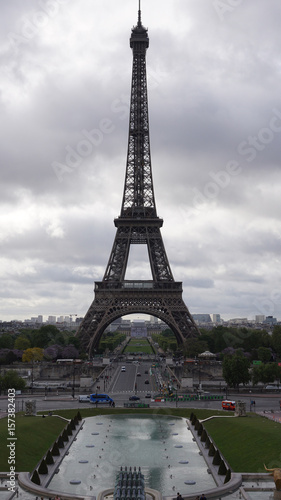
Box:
[77,2,200,354]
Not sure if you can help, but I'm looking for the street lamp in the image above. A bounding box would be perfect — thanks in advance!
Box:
[72,360,76,399]
[31,359,34,394]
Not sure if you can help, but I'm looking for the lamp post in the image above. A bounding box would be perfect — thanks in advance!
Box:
[72,360,76,399]
[31,359,34,394]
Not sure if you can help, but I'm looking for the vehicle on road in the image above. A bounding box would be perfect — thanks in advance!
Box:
[137,373,141,376]
[129,395,140,401]
[121,366,126,372]
[222,400,235,411]
[79,395,90,403]
[90,393,114,405]
[145,393,151,398]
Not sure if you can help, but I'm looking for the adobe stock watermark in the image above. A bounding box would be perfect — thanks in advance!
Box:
[52,66,165,182]
[192,108,281,210]
[8,0,70,48]
[51,93,130,182]
[6,388,17,493]
[213,0,244,22]
[253,289,281,319]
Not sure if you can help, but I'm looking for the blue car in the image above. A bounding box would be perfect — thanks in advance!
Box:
[129,395,140,401]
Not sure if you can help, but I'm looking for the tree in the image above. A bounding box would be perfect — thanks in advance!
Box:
[182,338,209,358]
[252,363,281,385]
[271,326,281,357]
[5,351,18,365]
[14,336,31,350]
[60,345,79,359]
[257,347,272,363]
[222,351,250,388]
[66,335,80,349]
[0,334,14,349]
[0,370,26,391]
[22,347,44,363]
[44,344,62,361]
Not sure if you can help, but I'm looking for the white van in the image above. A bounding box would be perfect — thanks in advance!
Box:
[79,395,90,402]
[121,366,126,372]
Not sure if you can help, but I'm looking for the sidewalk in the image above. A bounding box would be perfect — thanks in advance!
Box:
[257,409,281,423]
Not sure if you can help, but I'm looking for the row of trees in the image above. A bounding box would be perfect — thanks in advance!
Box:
[0,325,80,351]
[98,332,126,354]
[181,325,281,360]
[222,350,281,388]
[151,330,178,353]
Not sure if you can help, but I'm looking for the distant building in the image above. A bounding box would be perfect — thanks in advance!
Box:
[264,316,277,325]
[47,316,56,324]
[255,315,265,323]
[211,314,221,324]
[228,318,248,324]
[193,314,212,324]
[150,316,158,324]
[131,321,147,337]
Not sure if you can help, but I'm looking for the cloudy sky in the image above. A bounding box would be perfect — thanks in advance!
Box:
[1,0,281,323]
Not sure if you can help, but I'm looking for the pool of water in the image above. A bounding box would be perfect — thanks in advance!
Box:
[49,414,216,497]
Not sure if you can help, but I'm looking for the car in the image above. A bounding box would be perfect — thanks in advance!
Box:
[137,373,141,376]
[144,379,149,384]
[145,393,151,398]
[145,370,148,374]
[129,395,140,401]
[79,395,90,403]
[121,366,126,372]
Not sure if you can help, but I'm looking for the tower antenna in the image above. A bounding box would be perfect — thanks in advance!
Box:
[138,0,141,26]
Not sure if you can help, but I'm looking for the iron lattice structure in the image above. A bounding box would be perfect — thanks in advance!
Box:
[77,6,200,354]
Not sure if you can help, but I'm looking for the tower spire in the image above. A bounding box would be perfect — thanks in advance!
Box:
[138,0,141,26]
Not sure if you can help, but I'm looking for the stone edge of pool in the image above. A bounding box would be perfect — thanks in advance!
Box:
[18,414,243,500]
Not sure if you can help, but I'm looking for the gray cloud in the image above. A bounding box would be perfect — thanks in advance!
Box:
[1,0,281,322]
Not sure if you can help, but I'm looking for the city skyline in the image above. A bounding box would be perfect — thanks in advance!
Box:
[1,1,281,322]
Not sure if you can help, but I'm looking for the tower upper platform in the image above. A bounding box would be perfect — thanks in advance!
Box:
[130,3,149,48]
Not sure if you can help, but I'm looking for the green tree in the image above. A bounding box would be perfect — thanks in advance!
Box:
[257,347,272,363]
[14,336,31,350]
[182,338,209,358]
[0,370,26,391]
[271,326,281,357]
[0,334,14,349]
[66,336,80,349]
[222,351,250,388]
[252,363,280,385]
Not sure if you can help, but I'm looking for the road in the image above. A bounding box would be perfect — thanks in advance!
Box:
[2,392,279,415]
[1,359,280,415]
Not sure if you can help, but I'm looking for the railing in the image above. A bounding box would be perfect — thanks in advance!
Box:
[95,281,182,291]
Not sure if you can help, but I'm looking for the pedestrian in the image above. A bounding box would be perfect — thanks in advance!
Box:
[199,494,207,500]
[176,492,183,500]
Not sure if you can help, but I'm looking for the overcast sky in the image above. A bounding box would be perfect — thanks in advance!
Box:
[1,0,281,323]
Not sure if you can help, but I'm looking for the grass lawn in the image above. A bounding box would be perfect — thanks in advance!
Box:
[123,338,154,354]
[203,412,281,473]
[1,408,280,474]
[0,414,66,472]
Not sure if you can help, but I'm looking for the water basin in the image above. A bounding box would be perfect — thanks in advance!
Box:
[49,414,216,496]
